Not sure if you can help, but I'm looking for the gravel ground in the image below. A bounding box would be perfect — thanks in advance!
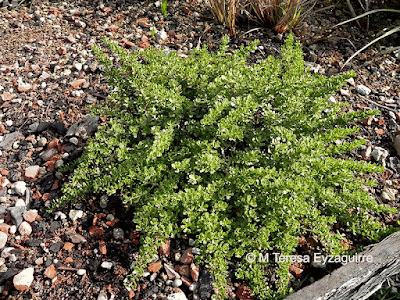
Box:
[0,0,399,299]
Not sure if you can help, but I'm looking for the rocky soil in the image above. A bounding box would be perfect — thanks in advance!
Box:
[0,0,399,299]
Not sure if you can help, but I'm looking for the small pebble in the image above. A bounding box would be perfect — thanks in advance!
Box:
[54,212,67,220]
[192,248,201,255]
[77,269,86,276]
[113,228,124,240]
[69,137,79,145]
[172,278,182,288]
[101,261,113,270]
[38,137,47,147]
[189,282,198,292]
[150,272,157,281]
[174,252,181,261]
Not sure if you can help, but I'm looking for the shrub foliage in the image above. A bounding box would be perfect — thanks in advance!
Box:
[51,35,395,299]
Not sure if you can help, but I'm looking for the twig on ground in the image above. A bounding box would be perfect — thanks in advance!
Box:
[359,95,399,113]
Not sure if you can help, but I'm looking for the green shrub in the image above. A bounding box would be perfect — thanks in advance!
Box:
[50,34,395,299]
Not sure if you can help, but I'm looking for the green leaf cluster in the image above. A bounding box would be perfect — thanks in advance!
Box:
[50,34,396,299]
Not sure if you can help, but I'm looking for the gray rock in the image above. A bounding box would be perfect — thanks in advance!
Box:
[100,195,108,208]
[356,84,372,96]
[164,263,180,279]
[113,228,124,240]
[39,148,58,161]
[9,205,26,227]
[37,137,47,147]
[28,122,40,132]
[388,157,400,173]
[0,132,24,150]
[371,147,389,166]
[198,270,213,300]
[13,181,26,196]
[69,233,87,244]
[188,238,195,247]
[86,94,96,104]
[25,188,32,210]
[55,159,64,169]
[65,115,100,139]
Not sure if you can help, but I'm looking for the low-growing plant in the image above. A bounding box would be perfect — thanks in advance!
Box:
[161,0,168,16]
[50,34,396,299]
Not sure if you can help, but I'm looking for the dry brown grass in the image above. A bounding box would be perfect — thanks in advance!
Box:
[207,0,316,35]
[207,0,239,35]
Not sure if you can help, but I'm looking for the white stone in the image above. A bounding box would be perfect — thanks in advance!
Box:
[189,282,198,292]
[13,267,34,291]
[0,177,9,188]
[191,248,201,255]
[54,211,67,220]
[172,278,182,287]
[69,210,83,222]
[339,89,351,97]
[13,181,26,196]
[77,269,86,276]
[19,221,32,236]
[371,147,389,164]
[156,30,168,41]
[0,232,7,249]
[15,198,26,207]
[167,292,188,300]
[10,225,17,234]
[101,261,113,270]
[346,78,355,86]
[97,290,108,300]
[356,84,371,96]
[74,62,83,71]
[327,96,336,104]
